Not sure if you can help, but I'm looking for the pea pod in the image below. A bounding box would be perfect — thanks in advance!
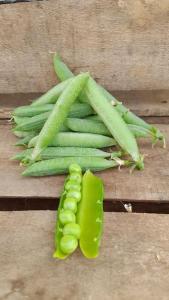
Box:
[14,132,36,147]
[29,73,90,162]
[54,54,165,146]
[53,164,82,259]
[86,77,144,169]
[31,78,73,106]
[11,147,122,161]
[13,130,31,138]
[53,53,74,81]
[14,103,93,132]
[66,117,156,141]
[77,170,104,258]
[22,157,121,177]
[12,104,54,117]
[53,192,68,259]
[28,132,116,149]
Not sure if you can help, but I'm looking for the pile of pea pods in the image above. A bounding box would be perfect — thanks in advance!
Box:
[53,163,104,259]
[10,54,165,259]
[11,53,165,176]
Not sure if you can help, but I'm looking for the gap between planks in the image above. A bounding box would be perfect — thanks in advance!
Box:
[1,197,169,214]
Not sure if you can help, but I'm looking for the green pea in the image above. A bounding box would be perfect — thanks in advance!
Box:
[69,163,82,174]
[59,209,76,225]
[66,190,81,202]
[69,173,82,184]
[60,235,78,254]
[65,180,81,192]
[63,198,77,213]
[63,223,81,239]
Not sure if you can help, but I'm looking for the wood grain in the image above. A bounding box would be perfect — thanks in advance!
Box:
[1,90,169,119]
[0,0,169,93]
[0,121,168,202]
[0,211,169,300]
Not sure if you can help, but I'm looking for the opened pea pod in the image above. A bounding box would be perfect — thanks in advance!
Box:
[53,164,82,259]
[53,164,104,259]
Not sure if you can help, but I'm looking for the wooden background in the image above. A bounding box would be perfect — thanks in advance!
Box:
[0,0,169,94]
[0,1,169,299]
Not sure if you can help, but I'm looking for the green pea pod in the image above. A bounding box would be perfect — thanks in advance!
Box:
[77,170,104,259]
[54,54,165,147]
[30,73,89,162]
[53,164,82,259]
[53,191,69,259]
[14,132,36,147]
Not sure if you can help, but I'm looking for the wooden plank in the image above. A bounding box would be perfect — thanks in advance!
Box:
[1,90,169,119]
[0,211,169,300]
[0,0,169,93]
[0,121,168,202]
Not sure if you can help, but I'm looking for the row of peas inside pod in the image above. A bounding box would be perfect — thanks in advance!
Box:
[53,163,104,259]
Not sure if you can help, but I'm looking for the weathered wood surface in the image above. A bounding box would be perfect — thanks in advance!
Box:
[1,90,169,119]
[0,211,169,300]
[0,121,168,202]
[0,0,169,93]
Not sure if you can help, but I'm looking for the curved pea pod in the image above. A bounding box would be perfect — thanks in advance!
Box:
[53,53,74,81]
[77,170,104,258]
[86,77,144,170]
[100,88,165,147]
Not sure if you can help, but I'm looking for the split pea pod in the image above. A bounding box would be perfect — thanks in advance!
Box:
[77,170,104,258]
[11,147,122,161]
[28,132,116,149]
[14,103,93,132]
[53,164,82,259]
[30,73,89,162]
[22,157,121,177]
[86,77,144,169]
[31,78,73,107]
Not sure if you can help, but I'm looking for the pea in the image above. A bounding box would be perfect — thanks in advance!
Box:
[65,180,81,192]
[59,210,76,225]
[69,173,82,184]
[63,198,77,213]
[63,223,81,239]
[60,235,78,254]
[69,163,82,174]
[66,190,81,203]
